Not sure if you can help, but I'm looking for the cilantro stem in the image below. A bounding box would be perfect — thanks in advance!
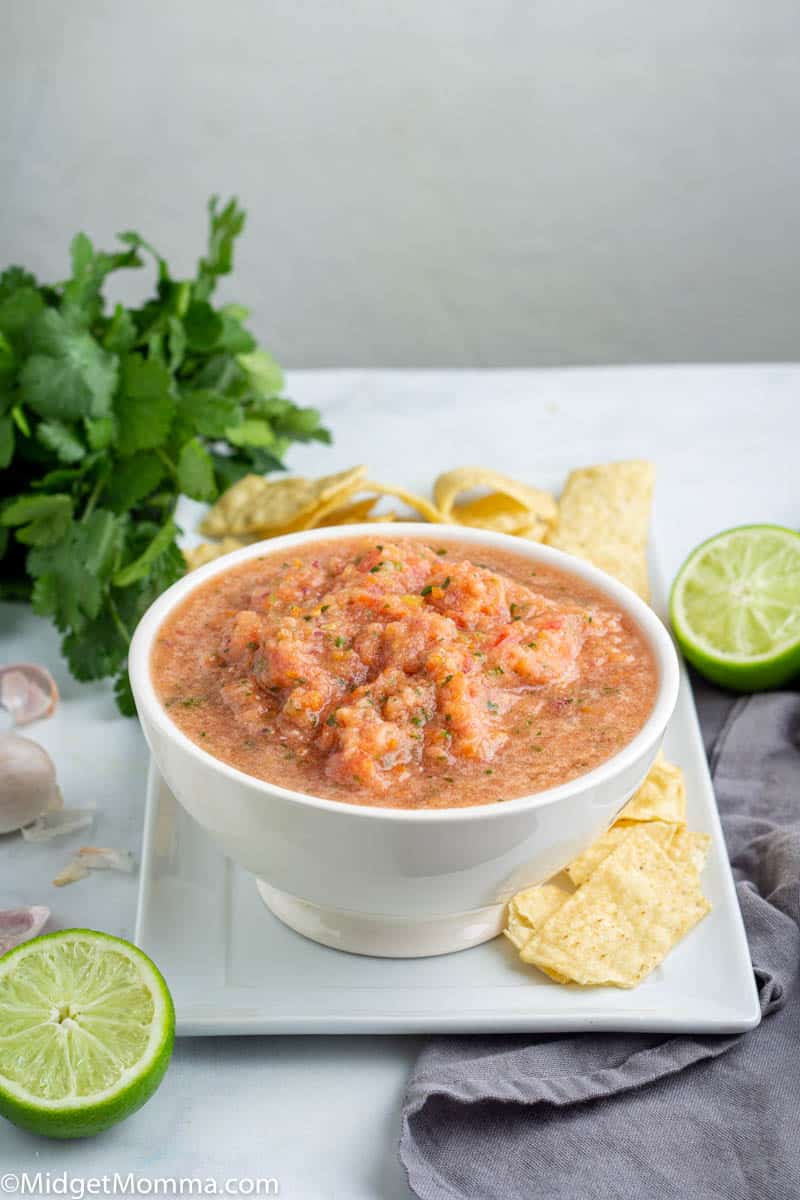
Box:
[108,593,132,647]
[82,475,105,523]
[10,404,30,437]
[155,447,178,478]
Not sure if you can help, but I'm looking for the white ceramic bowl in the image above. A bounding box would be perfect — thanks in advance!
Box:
[129,523,680,957]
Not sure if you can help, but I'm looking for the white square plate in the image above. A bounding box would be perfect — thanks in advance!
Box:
[134,639,759,1036]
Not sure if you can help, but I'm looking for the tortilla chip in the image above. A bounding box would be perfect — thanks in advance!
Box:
[434,468,557,538]
[312,496,379,527]
[667,826,712,874]
[520,825,711,987]
[306,480,444,527]
[183,537,249,571]
[545,460,654,600]
[565,820,677,887]
[200,467,368,538]
[450,494,540,537]
[516,518,559,543]
[505,882,569,950]
[360,480,447,524]
[617,753,686,825]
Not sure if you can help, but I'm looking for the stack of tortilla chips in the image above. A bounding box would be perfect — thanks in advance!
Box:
[184,465,559,570]
[506,754,711,988]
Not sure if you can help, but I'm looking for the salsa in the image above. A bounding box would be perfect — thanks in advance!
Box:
[152,537,658,808]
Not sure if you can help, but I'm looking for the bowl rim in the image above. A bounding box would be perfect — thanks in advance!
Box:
[129,521,680,824]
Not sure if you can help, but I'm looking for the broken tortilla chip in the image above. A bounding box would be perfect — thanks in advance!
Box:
[313,496,379,527]
[616,753,686,825]
[357,480,447,524]
[184,537,250,571]
[505,882,569,951]
[200,466,369,539]
[666,826,712,874]
[565,819,678,887]
[520,825,711,988]
[545,460,654,600]
[434,468,557,539]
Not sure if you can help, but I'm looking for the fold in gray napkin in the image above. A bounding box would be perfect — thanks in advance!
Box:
[400,681,800,1200]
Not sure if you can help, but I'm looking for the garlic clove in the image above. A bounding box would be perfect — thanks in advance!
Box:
[0,665,59,727]
[0,733,61,834]
[0,906,50,955]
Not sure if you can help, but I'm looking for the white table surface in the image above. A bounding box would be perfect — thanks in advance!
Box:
[1,366,798,1197]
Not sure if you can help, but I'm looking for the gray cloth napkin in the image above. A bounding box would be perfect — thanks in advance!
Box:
[400,680,800,1200]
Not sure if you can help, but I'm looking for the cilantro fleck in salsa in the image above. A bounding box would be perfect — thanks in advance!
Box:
[151,538,658,809]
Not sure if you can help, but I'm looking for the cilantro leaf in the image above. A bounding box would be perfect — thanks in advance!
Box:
[184,301,223,352]
[117,230,170,288]
[113,518,178,588]
[177,438,217,502]
[116,536,185,618]
[20,309,118,420]
[217,312,256,355]
[103,305,138,356]
[115,354,175,455]
[177,388,241,438]
[237,349,284,397]
[225,418,278,449]
[114,669,137,717]
[273,404,330,443]
[2,493,74,547]
[0,286,45,347]
[191,353,245,395]
[0,266,38,302]
[210,451,262,492]
[194,196,246,301]
[85,415,115,450]
[28,509,121,631]
[106,452,165,513]
[37,419,86,464]
[62,604,128,681]
[61,233,141,325]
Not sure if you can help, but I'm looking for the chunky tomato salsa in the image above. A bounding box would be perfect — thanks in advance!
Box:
[152,537,658,808]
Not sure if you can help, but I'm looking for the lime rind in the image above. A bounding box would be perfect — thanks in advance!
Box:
[0,929,174,1138]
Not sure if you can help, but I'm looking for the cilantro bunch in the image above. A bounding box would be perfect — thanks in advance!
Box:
[0,198,330,713]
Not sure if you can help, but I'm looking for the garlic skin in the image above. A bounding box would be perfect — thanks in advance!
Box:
[0,907,50,955]
[0,733,62,835]
[52,845,135,886]
[21,808,95,843]
[0,664,59,726]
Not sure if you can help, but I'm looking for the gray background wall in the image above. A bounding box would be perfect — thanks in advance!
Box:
[3,0,799,367]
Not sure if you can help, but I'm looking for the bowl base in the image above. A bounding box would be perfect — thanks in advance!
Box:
[256,880,506,958]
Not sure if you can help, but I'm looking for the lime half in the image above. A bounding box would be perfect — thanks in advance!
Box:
[0,929,174,1139]
[670,524,800,691]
